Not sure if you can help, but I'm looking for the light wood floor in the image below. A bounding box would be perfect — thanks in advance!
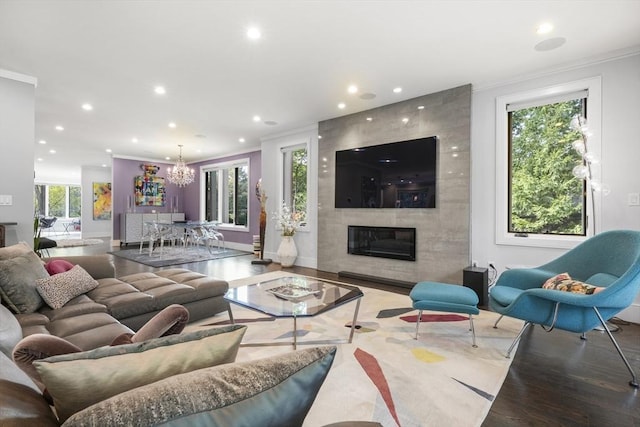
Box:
[49,238,640,426]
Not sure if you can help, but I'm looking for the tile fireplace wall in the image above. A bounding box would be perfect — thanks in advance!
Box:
[317,84,471,284]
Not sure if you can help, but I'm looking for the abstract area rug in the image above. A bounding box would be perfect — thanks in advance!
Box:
[53,238,104,248]
[186,271,524,427]
[108,247,252,267]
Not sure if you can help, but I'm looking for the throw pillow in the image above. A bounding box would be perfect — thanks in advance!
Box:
[0,251,48,314]
[0,241,32,261]
[34,324,247,422]
[542,272,603,294]
[541,272,572,289]
[44,259,74,275]
[36,265,99,310]
[62,346,337,427]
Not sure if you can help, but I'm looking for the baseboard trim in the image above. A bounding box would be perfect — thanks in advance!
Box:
[618,303,640,324]
[338,271,414,289]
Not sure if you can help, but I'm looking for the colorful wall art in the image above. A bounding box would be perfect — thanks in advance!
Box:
[93,182,112,220]
[135,164,166,206]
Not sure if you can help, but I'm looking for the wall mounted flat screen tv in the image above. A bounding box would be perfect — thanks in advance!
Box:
[335,136,437,208]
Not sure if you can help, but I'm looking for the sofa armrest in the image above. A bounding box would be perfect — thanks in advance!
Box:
[45,255,115,280]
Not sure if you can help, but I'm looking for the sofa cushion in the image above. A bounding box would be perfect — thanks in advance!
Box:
[62,346,337,427]
[88,278,156,319]
[47,312,133,350]
[0,352,59,427]
[36,265,99,309]
[0,303,22,358]
[35,324,247,422]
[0,251,48,314]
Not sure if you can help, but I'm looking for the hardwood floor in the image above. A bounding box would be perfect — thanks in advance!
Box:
[49,238,640,426]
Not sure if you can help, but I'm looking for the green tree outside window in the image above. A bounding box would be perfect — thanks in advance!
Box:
[509,98,586,235]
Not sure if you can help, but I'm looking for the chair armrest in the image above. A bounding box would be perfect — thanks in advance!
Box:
[44,255,115,279]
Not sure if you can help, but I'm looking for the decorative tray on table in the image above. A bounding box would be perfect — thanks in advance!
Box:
[266,284,322,301]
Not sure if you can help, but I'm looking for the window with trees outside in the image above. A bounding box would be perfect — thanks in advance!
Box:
[509,96,587,236]
[34,184,81,218]
[281,144,308,224]
[203,160,249,227]
[495,77,601,248]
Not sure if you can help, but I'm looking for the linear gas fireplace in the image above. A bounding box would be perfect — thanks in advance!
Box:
[348,226,416,261]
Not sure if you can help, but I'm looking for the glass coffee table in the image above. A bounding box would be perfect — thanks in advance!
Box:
[225,276,364,349]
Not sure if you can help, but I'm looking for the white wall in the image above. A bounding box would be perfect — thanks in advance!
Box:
[260,125,319,268]
[81,166,112,238]
[0,71,36,246]
[471,53,640,322]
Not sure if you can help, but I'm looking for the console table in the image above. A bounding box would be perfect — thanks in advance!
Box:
[120,213,185,245]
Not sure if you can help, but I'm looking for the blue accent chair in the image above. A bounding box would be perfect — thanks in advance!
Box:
[489,229,640,387]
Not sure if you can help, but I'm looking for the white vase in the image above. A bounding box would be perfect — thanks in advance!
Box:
[277,236,298,267]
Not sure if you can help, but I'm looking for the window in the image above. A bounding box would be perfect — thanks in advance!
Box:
[203,159,249,227]
[496,77,601,248]
[509,95,586,235]
[34,184,81,218]
[281,144,308,222]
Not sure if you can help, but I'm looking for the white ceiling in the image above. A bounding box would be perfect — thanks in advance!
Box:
[1,0,639,184]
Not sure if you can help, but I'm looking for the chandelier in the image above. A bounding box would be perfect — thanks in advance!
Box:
[166,145,195,187]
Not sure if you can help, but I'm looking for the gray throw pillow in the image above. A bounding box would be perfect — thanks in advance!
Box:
[0,251,48,314]
[35,324,247,422]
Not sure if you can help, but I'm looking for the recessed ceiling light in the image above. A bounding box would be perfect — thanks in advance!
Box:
[105,148,112,153]
[55,125,64,131]
[81,103,93,111]
[132,137,138,143]
[101,164,107,168]
[239,137,246,143]
[452,153,459,158]
[338,103,346,109]
[38,139,47,144]
[417,105,425,110]
[347,85,358,94]
[49,149,56,154]
[366,117,373,122]
[247,27,261,40]
[168,122,177,128]
[37,158,43,162]
[253,115,261,122]
[318,135,323,139]
[402,117,409,123]
[536,22,553,35]
[393,87,402,94]
[154,86,166,95]
[165,156,171,160]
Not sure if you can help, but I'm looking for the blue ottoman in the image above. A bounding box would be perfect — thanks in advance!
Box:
[409,281,480,347]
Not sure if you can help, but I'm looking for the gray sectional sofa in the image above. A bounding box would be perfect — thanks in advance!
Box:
[0,245,229,350]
